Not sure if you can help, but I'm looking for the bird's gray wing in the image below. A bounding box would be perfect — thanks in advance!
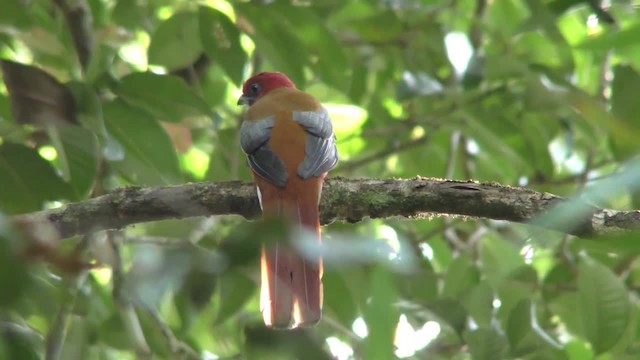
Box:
[239,116,288,187]
[293,108,339,179]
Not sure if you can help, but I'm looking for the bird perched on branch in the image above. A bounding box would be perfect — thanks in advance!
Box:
[237,72,338,329]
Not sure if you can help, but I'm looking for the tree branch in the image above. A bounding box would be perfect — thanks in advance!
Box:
[11,178,640,240]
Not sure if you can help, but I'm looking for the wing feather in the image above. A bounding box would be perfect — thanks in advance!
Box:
[293,108,339,179]
[240,116,288,187]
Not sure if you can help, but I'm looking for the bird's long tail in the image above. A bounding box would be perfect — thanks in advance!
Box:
[258,183,323,329]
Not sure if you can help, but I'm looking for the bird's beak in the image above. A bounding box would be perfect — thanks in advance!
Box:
[237,95,254,106]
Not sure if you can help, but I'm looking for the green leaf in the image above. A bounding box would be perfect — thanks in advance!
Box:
[576,22,640,52]
[427,298,467,336]
[465,326,509,360]
[577,257,635,354]
[115,72,212,123]
[610,65,640,160]
[235,4,306,87]
[269,3,348,89]
[479,233,524,289]
[462,281,494,326]
[0,218,31,308]
[324,271,358,328]
[564,339,594,360]
[0,0,31,30]
[112,0,146,30]
[215,271,255,325]
[58,125,99,200]
[103,100,182,185]
[0,142,70,213]
[198,6,247,86]
[148,11,203,70]
[99,314,129,350]
[348,11,403,43]
[363,266,397,360]
[443,253,480,299]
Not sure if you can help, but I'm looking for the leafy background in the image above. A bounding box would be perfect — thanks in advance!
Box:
[1,0,640,359]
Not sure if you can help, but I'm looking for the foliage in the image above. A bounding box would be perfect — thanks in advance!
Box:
[1,0,640,359]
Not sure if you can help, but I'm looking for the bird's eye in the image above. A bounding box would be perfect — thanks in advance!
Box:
[249,83,261,95]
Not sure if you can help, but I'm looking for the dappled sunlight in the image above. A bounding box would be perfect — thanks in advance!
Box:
[118,32,149,70]
[395,315,441,358]
[352,317,368,338]
[180,146,210,180]
[444,32,473,78]
[38,145,57,161]
[326,336,354,360]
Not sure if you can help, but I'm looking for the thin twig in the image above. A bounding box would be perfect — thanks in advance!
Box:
[142,307,201,360]
[45,236,92,360]
[109,231,152,360]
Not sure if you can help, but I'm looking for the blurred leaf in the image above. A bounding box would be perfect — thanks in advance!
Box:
[99,314,129,350]
[480,233,524,289]
[564,339,594,360]
[0,222,31,308]
[462,281,494,326]
[235,4,306,87]
[577,257,635,354]
[269,3,348,89]
[1,60,76,126]
[115,72,212,123]
[0,322,41,360]
[610,65,640,160]
[218,219,287,267]
[244,326,332,360]
[198,6,247,86]
[465,326,509,360]
[348,10,403,43]
[126,244,224,310]
[174,267,218,331]
[576,22,640,52]
[348,63,368,103]
[112,0,146,30]
[0,142,71,213]
[60,316,89,360]
[148,12,203,70]
[103,99,182,185]
[215,271,254,325]
[443,253,480,299]
[363,266,397,360]
[0,0,31,30]
[427,298,467,336]
[324,271,358,328]
[0,93,12,123]
[58,125,99,200]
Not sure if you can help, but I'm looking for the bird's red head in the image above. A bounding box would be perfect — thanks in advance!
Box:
[237,72,296,106]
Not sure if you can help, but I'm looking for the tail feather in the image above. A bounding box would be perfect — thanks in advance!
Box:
[258,183,323,329]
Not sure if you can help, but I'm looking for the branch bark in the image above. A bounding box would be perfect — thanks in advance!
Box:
[11,177,640,240]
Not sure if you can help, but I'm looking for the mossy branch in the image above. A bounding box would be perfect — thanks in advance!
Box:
[11,177,640,241]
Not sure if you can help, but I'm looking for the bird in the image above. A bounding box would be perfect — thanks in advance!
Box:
[237,72,338,329]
